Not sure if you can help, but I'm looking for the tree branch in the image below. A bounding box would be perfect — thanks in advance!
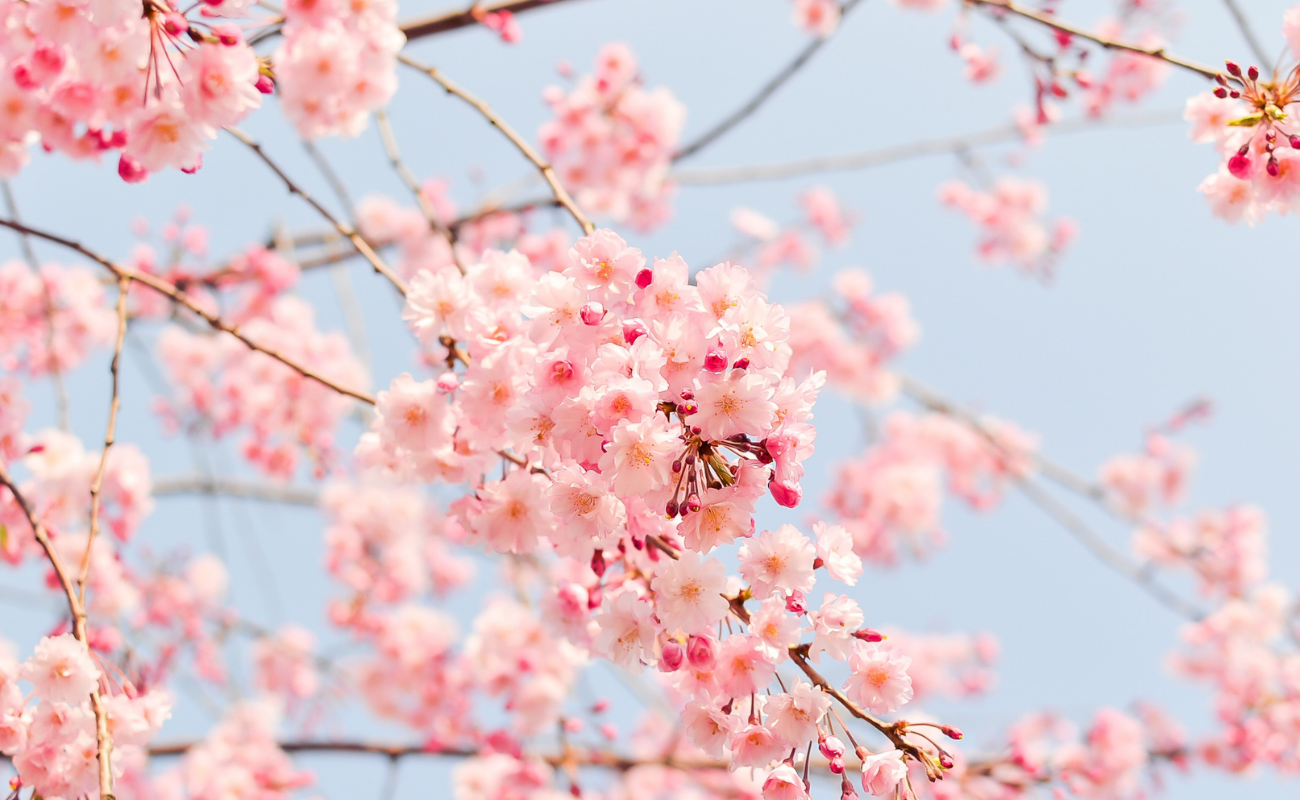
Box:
[0,218,377,406]
[674,0,867,161]
[397,55,596,236]
[399,0,586,41]
[151,475,320,506]
[1220,0,1270,68]
[964,0,1220,79]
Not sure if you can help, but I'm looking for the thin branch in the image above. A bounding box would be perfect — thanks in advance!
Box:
[398,55,595,236]
[673,0,867,161]
[2,181,70,431]
[964,0,1220,79]
[1220,0,1270,67]
[672,107,1184,185]
[151,475,320,506]
[399,0,585,40]
[374,109,466,273]
[0,464,116,800]
[0,218,377,406]
[224,127,409,296]
[78,276,131,604]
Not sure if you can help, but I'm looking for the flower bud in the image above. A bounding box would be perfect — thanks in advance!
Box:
[1248,65,1260,80]
[635,268,653,289]
[118,154,148,184]
[704,349,728,372]
[581,302,605,325]
[590,549,606,578]
[163,12,189,36]
[840,775,859,800]
[1291,135,1300,150]
[436,371,459,393]
[686,633,717,669]
[732,357,750,370]
[623,320,646,344]
[830,756,846,774]
[940,725,964,740]
[591,698,610,713]
[1213,87,1228,98]
[819,734,847,760]
[686,493,702,512]
[255,74,275,94]
[785,591,807,615]
[769,479,802,508]
[939,752,955,769]
[853,628,885,642]
[678,401,699,416]
[660,639,684,672]
[1225,61,1241,76]
[1268,157,1280,177]
[680,388,694,401]
[1227,154,1252,179]
[212,22,242,44]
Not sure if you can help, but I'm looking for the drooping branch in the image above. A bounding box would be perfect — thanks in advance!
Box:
[964,0,1221,79]
[225,127,410,296]
[151,475,321,506]
[0,218,377,406]
[674,0,867,161]
[0,465,116,800]
[398,55,596,236]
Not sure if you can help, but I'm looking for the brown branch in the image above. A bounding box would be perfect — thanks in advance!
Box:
[224,127,409,296]
[964,0,1220,79]
[0,218,377,406]
[374,109,466,273]
[78,276,130,603]
[398,55,595,236]
[673,0,867,161]
[399,0,584,40]
[0,464,116,800]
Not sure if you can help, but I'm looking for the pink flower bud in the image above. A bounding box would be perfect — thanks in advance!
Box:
[1225,61,1241,77]
[769,479,802,508]
[212,22,242,44]
[939,752,955,769]
[704,349,728,372]
[436,372,459,393]
[840,775,859,800]
[591,698,610,713]
[785,591,807,615]
[686,633,717,669]
[732,357,750,370]
[940,725,964,740]
[820,735,847,759]
[580,302,605,325]
[660,639,684,672]
[623,320,646,343]
[830,757,846,774]
[1291,135,1300,150]
[590,549,606,578]
[853,628,885,642]
[163,12,189,36]
[1267,157,1280,177]
[679,389,694,401]
[635,268,653,289]
[255,74,275,94]
[686,493,702,512]
[10,62,37,90]
[1213,86,1228,98]
[678,401,698,416]
[1227,154,1252,180]
[31,41,65,80]
[118,154,148,184]
[1248,65,1260,81]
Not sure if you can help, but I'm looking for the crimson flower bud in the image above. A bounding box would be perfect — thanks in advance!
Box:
[1268,157,1280,177]
[732,357,750,370]
[580,302,605,325]
[590,549,606,578]
[255,74,275,94]
[1213,87,1228,98]
[665,500,679,518]
[939,752,955,769]
[687,633,717,669]
[163,12,189,36]
[1225,61,1241,76]
[941,725,964,740]
[635,268,653,289]
[118,154,148,184]
[679,401,698,416]
[853,628,885,642]
[830,756,846,774]
[679,389,694,401]
[623,320,646,344]
[686,493,702,512]
[660,639,684,672]
[785,591,807,615]
[436,372,459,393]
[704,349,728,372]
[1227,154,1252,179]
[1248,65,1260,80]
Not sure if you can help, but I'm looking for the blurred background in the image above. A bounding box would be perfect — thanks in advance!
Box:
[2,0,1298,796]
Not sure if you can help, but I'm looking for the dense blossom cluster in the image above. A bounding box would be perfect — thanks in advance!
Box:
[0,3,1298,800]
[540,45,685,229]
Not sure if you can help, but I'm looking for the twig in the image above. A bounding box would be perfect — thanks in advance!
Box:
[2,181,70,431]
[672,108,1184,184]
[78,276,131,604]
[374,109,465,272]
[0,218,377,406]
[397,55,595,236]
[0,464,116,800]
[224,127,409,296]
[964,0,1220,79]
[1220,0,1270,68]
[151,475,320,506]
[399,0,585,40]
[674,0,867,161]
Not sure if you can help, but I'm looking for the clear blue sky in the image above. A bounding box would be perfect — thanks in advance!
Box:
[2,0,1298,797]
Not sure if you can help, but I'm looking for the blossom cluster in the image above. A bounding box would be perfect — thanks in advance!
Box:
[937,179,1077,276]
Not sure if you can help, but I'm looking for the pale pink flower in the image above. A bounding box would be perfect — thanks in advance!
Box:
[738,524,816,599]
[594,591,657,668]
[808,593,864,662]
[693,371,778,441]
[22,635,100,704]
[651,551,729,634]
[765,681,831,747]
[731,722,788,767]
[762,763,812,800]
[600,415,680,498]
[860,749,908,796]
[814,521,862,585]
[844,642,914,715]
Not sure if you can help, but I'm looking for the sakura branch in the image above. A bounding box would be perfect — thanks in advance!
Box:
[397,54,596,235]
[373,109,465,272]
[398,0,586,41]
[0,218,377,405]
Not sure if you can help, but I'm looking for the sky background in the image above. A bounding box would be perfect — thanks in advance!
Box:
[3,0,1300,797]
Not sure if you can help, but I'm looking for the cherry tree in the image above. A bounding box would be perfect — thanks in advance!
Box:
[0,1,1294,800]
